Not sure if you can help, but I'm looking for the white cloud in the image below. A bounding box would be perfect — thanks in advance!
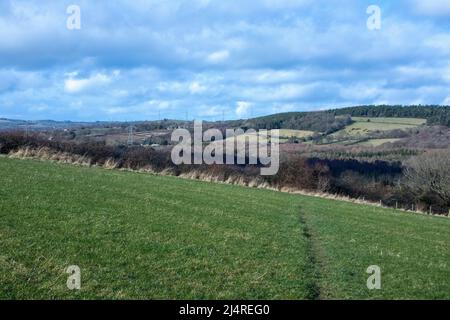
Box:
[147,100,171,110]
[443,96,450,105]
[235,101,251,117]
[207,50,230,64]
[64,73,112,93]
[189,81,207,94]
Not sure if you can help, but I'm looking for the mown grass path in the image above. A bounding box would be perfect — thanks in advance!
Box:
[298,208,322,299]
[300,198,450,299]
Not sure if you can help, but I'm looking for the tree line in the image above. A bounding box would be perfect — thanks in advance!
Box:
[331,105,450,126]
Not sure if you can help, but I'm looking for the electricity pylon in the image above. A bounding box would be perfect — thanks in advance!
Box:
[127,125,134,146]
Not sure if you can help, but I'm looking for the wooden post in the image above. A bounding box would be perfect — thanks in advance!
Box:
[395,201,398,209]
[429,206,432,215]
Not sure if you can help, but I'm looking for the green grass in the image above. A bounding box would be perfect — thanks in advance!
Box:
[0,157,313,299]
[1,157,449,299]
[301,199,450,299]
[220,130,313,145]
[218,129,314,146]
[354,138,401,147]
[333,117,426,137]
[275,129,315,139]
[351,117,426,126]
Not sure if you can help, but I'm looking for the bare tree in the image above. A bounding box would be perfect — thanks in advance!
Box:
[404,150,450,205]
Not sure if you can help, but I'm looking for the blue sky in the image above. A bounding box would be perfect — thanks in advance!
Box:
[1,0,450,121]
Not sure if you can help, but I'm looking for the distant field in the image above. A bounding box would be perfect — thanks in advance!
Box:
[1,157,449,299]
[336,117,425,136]
[221,130,314,145]
[320,138,401,147]
[351,117,426,126]
[354,138,401,147]
[220,131,287,145]
[276,129,315,139]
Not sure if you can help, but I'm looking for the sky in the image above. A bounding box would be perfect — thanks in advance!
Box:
[1,0,450,121]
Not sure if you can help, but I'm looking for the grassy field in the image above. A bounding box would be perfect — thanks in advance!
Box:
[354,138,401,147]
[0,157,449,299]
[351,117,426,126]
[218,130,314,146]
[335,117,426,136]
[276,129,315,139]
[218,133,286,145]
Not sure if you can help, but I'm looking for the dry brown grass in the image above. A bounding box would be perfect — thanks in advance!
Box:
[103,158,119,170]
[9,147,91,166]
[8,147,447,218]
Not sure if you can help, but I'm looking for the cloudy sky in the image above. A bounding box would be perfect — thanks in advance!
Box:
[1,0,450,121]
